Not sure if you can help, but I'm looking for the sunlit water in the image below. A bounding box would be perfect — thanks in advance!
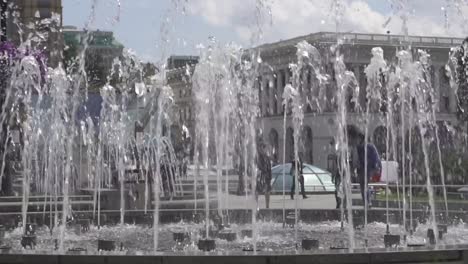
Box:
[3,221,467,254]
[1,0,468,256]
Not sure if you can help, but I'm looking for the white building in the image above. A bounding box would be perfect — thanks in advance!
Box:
[255,32,463,169]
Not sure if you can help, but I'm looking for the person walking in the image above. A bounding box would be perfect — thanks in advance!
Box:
[290,155,307,199]
[256,140,272,208]
[347,126,381,207]
[328,152,343,209]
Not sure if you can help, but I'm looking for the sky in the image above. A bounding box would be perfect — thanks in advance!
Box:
[62,0,468,63]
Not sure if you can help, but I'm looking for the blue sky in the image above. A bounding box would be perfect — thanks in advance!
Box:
[63,0,468,63]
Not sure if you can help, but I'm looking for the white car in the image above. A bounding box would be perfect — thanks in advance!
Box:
[270,163,335,193]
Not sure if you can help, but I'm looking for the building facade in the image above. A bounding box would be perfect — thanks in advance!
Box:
[63,26,124,91]
[166,55,198,136]
[7,0,63,67]
[256,32,463,169]
[169,32,464,170]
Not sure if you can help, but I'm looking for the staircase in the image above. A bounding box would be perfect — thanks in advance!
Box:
[176,165,239,196]
[1,161,94,213]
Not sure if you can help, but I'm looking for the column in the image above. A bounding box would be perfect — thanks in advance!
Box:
[284,68,291,114]
[434,66,440,112]
[302,68,309,112]
[449,87,457,113]
[256,76,263,116]
[448,67,457,113]
[270,74,277,115]
[285,68,291,84]
[354,64,364,110]
[261,75,268,116]
[277,70,284,114]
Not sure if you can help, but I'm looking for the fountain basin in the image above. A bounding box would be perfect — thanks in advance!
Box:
[0,246,466,264]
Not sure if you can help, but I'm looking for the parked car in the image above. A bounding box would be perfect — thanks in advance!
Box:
[270,163,335,193]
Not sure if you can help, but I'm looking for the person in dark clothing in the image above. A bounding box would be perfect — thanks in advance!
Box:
[290,155,307,199]
[348,127,381,206]
[256,140,272,208]
[328,153,343,209]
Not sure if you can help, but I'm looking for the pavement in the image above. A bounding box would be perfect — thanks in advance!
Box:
[213,193,362,210]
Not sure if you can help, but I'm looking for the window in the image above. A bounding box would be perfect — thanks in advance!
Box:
[272,75,277,115]
[38,0,52,7]
[38,8,52,19]
[443,96,450,113]
[281,70,286,89]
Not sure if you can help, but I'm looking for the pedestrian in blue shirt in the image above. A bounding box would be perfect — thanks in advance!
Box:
[347,126,381,207]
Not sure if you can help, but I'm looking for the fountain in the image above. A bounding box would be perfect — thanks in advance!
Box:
[0,0,468,263]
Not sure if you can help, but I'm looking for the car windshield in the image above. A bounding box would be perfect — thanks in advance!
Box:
[271,163,335,193]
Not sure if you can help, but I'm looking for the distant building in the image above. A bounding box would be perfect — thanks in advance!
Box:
[166,55,199,134]
[6,0,63,67]
[256,32,463,168]
[168,32,464,170]
[63,26,124,91]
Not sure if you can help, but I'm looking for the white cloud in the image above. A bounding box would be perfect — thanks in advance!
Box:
[187,0,468,46]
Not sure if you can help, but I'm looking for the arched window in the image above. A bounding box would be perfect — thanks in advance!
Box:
[302,126,313,164]
[268,129,279,164]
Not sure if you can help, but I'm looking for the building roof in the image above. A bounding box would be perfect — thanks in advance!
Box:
[63,28,124,49]
[255,31,465,52]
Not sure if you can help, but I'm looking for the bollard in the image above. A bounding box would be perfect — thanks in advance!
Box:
[427,229,436,245]
[0,225,5,243]
[25,223,36,235]
[197,239,216,251]
[98,240,116,251]
[438,230,444,240]
[241,229,253,238]
[405,219,418,232]
[353,216,364,229]
[285,212,295,227]
[242,245,254,252]
[384,234,400,248]
[21,235,36,249]
[302,239,319,250]
[437,224,448,234]
[173,232,190,243]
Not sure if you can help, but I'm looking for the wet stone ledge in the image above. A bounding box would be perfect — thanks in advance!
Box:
[0,247,466,264]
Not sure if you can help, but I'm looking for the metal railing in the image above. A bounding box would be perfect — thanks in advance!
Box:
[309,32,464,46]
